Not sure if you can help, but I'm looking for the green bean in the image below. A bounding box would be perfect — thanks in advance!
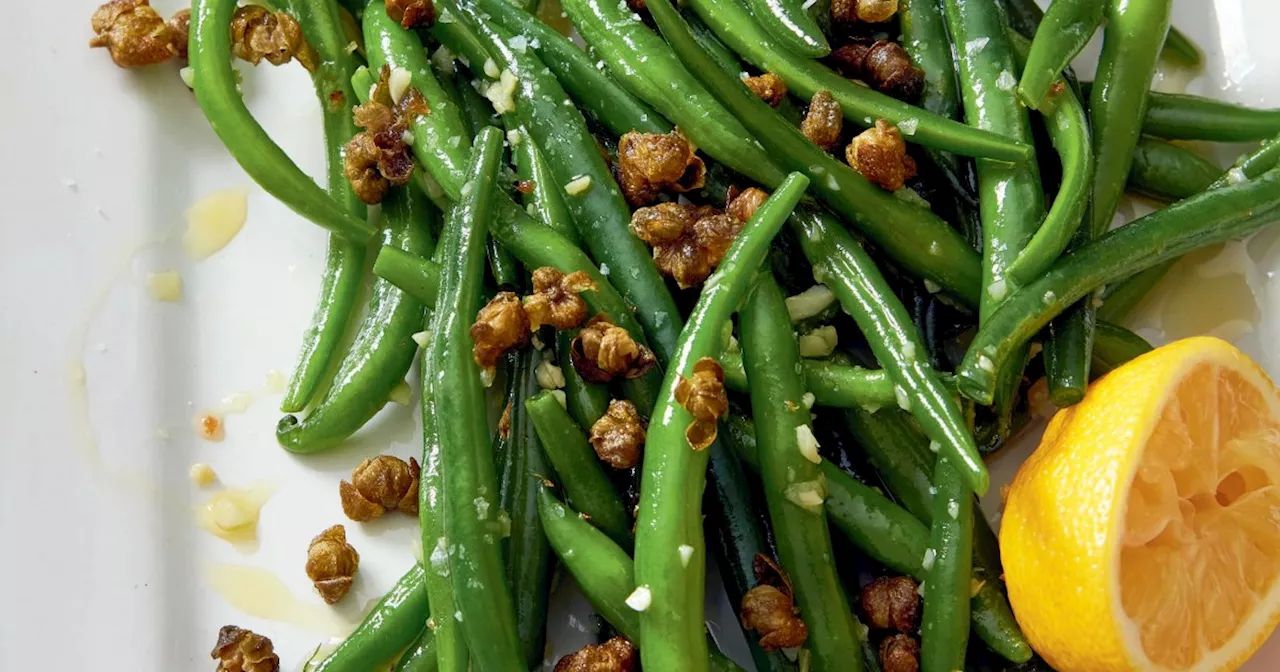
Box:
[685,8,746,77]
[1090,321,1153,375]
[446,10,684,361]
[277,188,435,452]
[633,173,809,671]
[373,245,442,305]
[310,564,430,671]
[495,349,555,666]
[1006,31,1092,286]
[536,489,747,671]
[189,0,376,243]
[745,0,830,58]
[420,371,467,672]
[688,0,1034,163]
[1161,26,1203,69]
[421,127,522,671]
[526,390,631,547]
[841,409,1031,663]
[920,458,973,672]
[958,165,1280,404]
[644,0,985,304]
[276,0,372,413]
[1135,89,1280,143]
[722,350,907,410]
[1042,0,1171,407]
[363,2,473,200]
[789,206,987,493]
[1016,0,1104,111]
[705,436,797,672]
[511,127,583,245]
[1126,136,1223,203]
[740,273,863,671]
[392,627,438,672]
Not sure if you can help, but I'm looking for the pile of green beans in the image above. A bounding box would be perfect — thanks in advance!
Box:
[173,0,1280,670]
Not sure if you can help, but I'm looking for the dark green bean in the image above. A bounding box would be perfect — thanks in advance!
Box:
[373,245,442,305]
[920,458,973,672]
[788,206,987,494]
[445,10,684,361]
[745,0,830,58]
[1016,0,1104,111]
[633,173,809,671]
[1135,89,1280,143]
[644,0,985,304]
[277,188,435,453]
[1042,0,1171,406]
[740,273,863,672]
[1126,136,1223,203]
[392,626,439,672]
[494,349,555,666]
[311,564,430,672]
[1006,30,1091,286]
[958,165,1280,404]
[1090,321,1153,375]
[526,390,632,548]
[841,409,1031,663]
[189,0,376,243]
[688,0,1034,163]
[421,127,522,671]
[279,0,371,413]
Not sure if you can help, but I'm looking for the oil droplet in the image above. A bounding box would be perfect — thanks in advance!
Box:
[145,270,183,302]
[196,482,275,548]
[204,564,356,637]
[189,463,217,487]
[184,187,249,260]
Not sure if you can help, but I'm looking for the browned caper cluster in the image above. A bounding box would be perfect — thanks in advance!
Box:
[524,268,598,331]
[743,72,789,107]
[231,5,318,71]
[472,292,532,370]
[726,186,769,223]
[211,625,280,672]
[861,576,921,632]
[631,202,743,288]
[571,316,658,384]
[831,0,899,24]
[168,8,190,60]
[880,634,920,672]
[386,0,435,29]
[846,120,918,191]
[553,636,639,672]
[589,400,647,469]
[830,40,924,101]
[344,66,429,204]
[674,358,728,451]
[801,90,845,151]
[89,0,180,68]
[740,554,809,651]
[305,525,360,604]
[340,455,420,522]
[616,131,707,206]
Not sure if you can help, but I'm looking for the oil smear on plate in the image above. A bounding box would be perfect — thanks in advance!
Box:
[196,481,276,550]
[184,187,249,260]
[193,370,287,442]
[204,563,357,638]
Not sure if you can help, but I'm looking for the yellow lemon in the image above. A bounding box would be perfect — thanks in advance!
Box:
[1002,337,1280,671]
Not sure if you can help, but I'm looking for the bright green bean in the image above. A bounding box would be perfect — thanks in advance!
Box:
[920,458,973,672]
[311,564,430,672]
[745,0,830,58]
[1016,0,1105,110]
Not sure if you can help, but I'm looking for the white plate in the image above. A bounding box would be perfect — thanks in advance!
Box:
[2,1,1279,670]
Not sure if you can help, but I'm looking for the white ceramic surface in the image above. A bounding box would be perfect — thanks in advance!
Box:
[2,1,1279,670]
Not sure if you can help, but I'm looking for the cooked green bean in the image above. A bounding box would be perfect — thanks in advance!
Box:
[721,350,928,410]
[526,390,631,547]
[920,458,974,672]
[511,127,582,245]
[688,0,1034,163]
[311,564,430,672]
[279,0,371,413]
[643,0,984,304]
[373,245,441,305]
[277,188,435,453]
[1135,89,1280,143]
[1126,136,1223,203]
[1091,321,1154,375]
[1006,31,1091,286]
[740,273,864,671]
[958,165,1280,404]
[392,627,439,672]
[746,0,830,58]
[1161,25,1203,69]
[421,127,522,671]
[420,372,467,672]
[1043,0,1171,407]
[1016,0,1105,111]
[498,349,555,666]
[189,0,376,243]
[633,173,809,671]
